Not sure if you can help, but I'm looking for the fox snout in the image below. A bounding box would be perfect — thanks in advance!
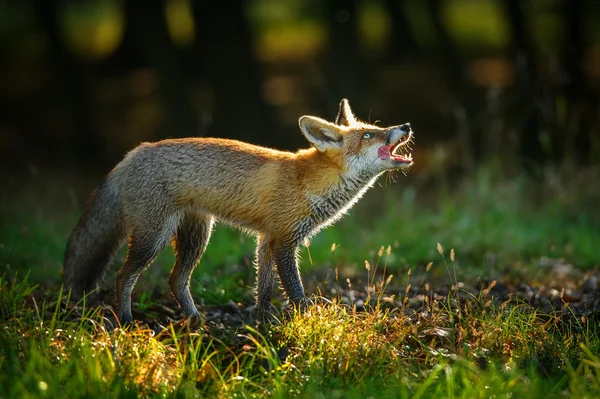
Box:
[377,124,413,164]
[386,123,412,144]
[384,123,412,144]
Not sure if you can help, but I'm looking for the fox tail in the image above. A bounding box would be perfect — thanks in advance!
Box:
[63,177,125,299]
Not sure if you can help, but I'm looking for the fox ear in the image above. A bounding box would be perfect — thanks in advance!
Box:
[335,98,357,126]
[299,116,344,152]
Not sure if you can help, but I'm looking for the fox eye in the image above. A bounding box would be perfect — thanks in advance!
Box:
[362,132,374,139]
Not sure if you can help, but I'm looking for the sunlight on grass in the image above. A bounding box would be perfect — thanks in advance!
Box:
[1,271,599,398]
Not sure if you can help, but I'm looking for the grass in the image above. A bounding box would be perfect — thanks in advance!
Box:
[0,164,599,397]
[1,269,600,398]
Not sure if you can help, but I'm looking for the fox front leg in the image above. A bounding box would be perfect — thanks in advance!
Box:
[272,241,306,306]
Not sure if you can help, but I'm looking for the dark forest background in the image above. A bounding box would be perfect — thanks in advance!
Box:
[0,0,598,177]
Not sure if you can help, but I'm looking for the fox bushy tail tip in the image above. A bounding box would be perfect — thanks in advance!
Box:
[63,179,125,299]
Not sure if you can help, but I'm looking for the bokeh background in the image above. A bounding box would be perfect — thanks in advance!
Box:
[2,0,599,170]
[1,0,599,295]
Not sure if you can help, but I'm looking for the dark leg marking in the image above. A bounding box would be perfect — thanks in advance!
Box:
[272,241,305,305]
[170,213,213,319]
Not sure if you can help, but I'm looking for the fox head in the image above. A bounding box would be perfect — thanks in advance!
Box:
[299,99,414,175]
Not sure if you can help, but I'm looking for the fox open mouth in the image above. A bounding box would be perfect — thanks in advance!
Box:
[378,136,413,164]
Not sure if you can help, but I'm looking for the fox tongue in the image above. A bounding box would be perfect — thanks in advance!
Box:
[378,145,391,160]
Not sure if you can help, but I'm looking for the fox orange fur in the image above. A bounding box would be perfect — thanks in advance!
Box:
[63,99,414,322]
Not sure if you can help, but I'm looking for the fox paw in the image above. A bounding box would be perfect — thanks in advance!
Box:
[180,313,204,330]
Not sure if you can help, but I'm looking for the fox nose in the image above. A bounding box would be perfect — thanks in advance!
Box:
[400,123,411,133]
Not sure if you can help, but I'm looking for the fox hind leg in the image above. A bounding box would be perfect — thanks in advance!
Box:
[256,234,276,311]
[116,227,172,323]
[170,213,214,319]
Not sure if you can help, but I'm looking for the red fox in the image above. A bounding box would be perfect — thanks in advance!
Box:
[63,99,414,322]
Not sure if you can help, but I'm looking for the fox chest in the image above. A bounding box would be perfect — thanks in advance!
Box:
[303,172,378,233]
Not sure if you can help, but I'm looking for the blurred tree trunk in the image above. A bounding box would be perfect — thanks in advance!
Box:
[562,0,594,164]
[190,1,277,146]
[323,0,367,118]
[124,0,198,138]
[504,0,545,167]
[33,0,101,165]
[384,0,420,60]
[427,0,482,169]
